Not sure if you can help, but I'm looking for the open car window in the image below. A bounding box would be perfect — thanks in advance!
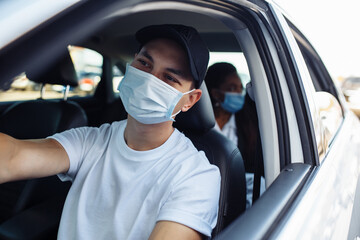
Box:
[287,20,344,161]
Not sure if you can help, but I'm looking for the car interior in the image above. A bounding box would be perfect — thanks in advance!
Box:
[0,2,283,239]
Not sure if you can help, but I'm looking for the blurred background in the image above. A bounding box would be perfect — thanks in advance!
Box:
[275,0,360,117]
[275,0,360,79]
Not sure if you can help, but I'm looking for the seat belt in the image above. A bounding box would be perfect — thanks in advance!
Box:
[252,130,262,203]
[246,81,263,204]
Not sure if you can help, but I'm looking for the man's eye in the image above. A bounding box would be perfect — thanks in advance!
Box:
[138,59,149,67]
[165,74,178,83]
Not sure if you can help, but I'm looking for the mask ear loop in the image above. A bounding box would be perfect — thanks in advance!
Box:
[170,88,196,121]
[170,110,182,120]
[183,88,196,95]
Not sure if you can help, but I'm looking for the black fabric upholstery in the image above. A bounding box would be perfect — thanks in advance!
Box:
[186,130,246,236]
[0,52,87,226]
[0,196,67,240]
[98,97,128,127]
[0,99,86,224]
[0,100,87,224]
[0,99,87,139]
[174,83,246,236]
[0,177,71,224]
[26,51,78,87]
[174,83,215,133]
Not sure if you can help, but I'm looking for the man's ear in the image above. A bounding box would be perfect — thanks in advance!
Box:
[181,89,202,112]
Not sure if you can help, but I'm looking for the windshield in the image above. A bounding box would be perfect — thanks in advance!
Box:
[0,0,80,48]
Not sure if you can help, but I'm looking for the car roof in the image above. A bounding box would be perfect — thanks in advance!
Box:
[84,8,243,61]
[1,0,259,87]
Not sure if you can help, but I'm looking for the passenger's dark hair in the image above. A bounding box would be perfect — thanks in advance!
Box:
[205,62,238,105]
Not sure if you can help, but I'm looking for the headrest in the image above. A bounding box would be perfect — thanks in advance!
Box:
[26,51,78,87]
[174,83,215,133]
[0,99,88,139]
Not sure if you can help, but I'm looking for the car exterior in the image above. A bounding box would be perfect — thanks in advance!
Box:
[0,0,359,239]
[342,77,360,117]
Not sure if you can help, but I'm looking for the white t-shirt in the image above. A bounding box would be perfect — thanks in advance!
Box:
[50,120,220,239]
[214,114,238,145]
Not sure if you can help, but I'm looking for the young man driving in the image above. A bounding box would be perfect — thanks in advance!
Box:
[0,24,220,239]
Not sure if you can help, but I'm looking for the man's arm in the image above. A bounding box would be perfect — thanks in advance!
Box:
[149,221,203,240]
[0,133,69,184]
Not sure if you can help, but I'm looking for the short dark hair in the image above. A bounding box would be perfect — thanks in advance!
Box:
[205,62,238,105]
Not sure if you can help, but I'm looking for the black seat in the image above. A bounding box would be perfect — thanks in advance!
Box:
[174,83,246,237]
[0,52,88,225]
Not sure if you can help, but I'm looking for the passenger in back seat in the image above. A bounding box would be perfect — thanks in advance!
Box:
[0,24,221,240]
[205,62,265,208]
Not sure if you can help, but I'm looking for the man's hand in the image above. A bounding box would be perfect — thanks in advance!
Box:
[0,133,69,184]
[149,221,203,240]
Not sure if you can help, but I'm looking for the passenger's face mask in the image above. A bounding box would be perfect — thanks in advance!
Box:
[221,92,245,113]
[118,64,195,124]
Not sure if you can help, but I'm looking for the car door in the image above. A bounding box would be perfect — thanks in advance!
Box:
[217,1,360,239]
[270,5,360,239]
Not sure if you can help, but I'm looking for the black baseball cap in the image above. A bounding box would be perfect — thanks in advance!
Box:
[135,24,209,88]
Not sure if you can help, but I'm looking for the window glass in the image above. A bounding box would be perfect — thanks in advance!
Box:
[69,46,103,96]
[289,25,344,160]
[112,65,124,93]
[341,77,360,117]
[209,52,250,86]
[0,72,39,102]
[0,46,103,102]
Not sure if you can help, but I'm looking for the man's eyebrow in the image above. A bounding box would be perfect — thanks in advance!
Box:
[141,50,189,79]
[166,68,185,78]
[141,50,153,63]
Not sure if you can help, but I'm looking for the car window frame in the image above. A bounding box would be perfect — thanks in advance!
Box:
[267,4,321,166]
[210,1,317,239]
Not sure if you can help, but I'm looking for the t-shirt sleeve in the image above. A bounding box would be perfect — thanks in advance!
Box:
[157,159,221,237]
[47,126,104,182]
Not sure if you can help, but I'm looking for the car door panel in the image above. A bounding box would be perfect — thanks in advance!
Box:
[348,175,360,240]
[274,113,360,239]
[216,163,311,239]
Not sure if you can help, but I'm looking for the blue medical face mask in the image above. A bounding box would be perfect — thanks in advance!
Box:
[221,92,245,113]
[118,64,195,124]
